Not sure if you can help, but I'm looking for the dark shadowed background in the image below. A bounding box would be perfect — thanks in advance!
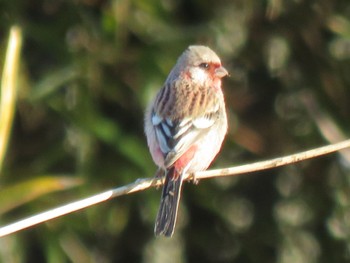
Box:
[1,0,350,262]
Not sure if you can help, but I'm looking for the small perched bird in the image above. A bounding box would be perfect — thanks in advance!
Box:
[144,45,228,237]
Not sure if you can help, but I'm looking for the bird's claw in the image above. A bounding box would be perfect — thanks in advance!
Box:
[154,168,165,189]
[191,173,200,185]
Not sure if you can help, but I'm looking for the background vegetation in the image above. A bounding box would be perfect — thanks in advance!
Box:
[1,0,350,262]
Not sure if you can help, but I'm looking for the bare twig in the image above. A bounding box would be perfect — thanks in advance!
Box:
[1,139,350,237]
[0,178,160,237]
[192,139,350,179]
[298,90,350,165]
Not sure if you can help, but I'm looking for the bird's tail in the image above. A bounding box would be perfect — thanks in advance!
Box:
[154,167,183,237]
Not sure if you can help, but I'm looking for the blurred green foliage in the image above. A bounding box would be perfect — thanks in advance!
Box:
[1,0,350,262]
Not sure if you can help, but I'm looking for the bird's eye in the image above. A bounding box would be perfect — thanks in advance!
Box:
[199,63,210,69]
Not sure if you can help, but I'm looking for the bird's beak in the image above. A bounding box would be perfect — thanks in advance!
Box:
[215,66,229,78]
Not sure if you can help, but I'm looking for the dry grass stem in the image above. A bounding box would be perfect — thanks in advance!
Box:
[1,139,350,237]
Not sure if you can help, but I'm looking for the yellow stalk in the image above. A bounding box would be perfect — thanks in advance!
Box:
[0,26,22,173]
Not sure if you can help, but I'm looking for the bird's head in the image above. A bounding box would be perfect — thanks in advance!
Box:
[172,45,228,88]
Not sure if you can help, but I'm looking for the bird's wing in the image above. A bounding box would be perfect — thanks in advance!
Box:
[151,106,220,168]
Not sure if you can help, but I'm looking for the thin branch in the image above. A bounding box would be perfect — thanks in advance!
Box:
[192,139,350,179]
[0,178,160,237]
[1,139,350,237]
[298,90,350,165]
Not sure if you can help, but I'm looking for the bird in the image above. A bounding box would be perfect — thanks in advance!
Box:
[144,45,228,237]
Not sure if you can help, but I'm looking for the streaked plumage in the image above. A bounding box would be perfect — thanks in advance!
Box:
[144,45,228,237]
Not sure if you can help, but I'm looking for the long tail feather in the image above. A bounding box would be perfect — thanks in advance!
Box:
[154,167,183,237]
